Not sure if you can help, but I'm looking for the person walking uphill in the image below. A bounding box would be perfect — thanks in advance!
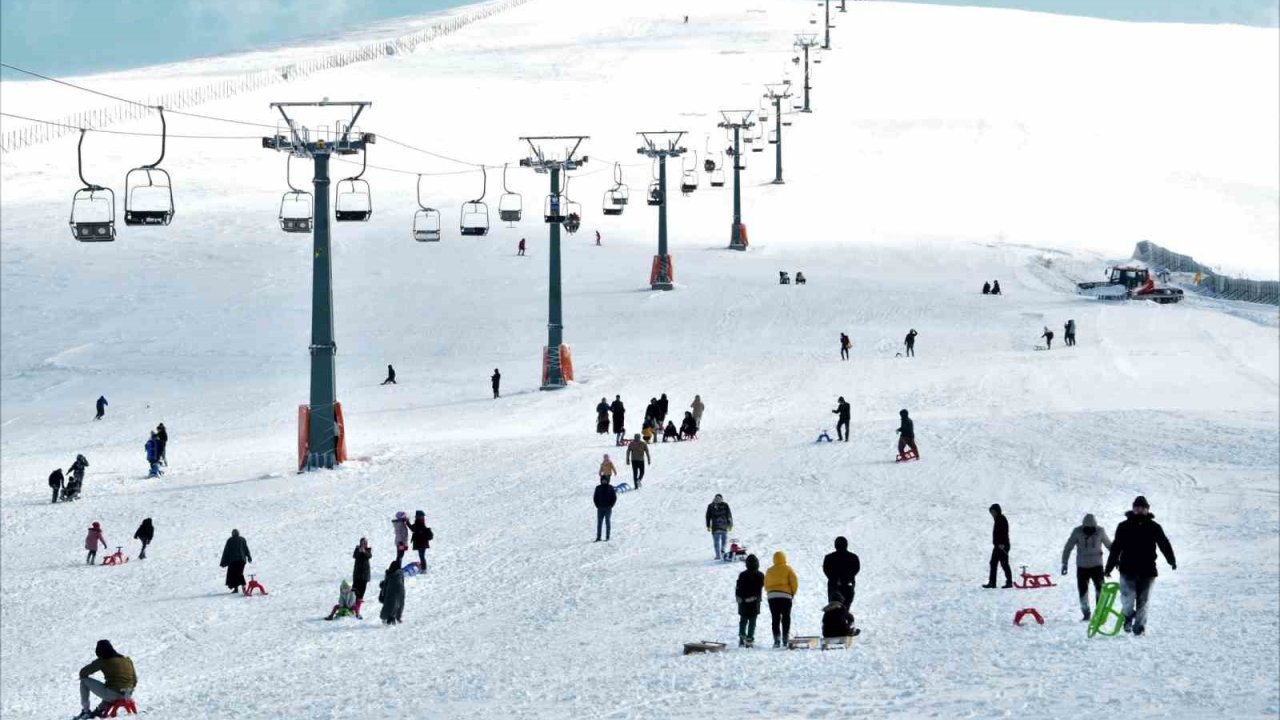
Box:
[491,368,501,399]
[896,409,918,459]
[155,423,168,466]
[823,536,861,609]
[220,529,252,594]
[133,518,154,560]
[381,364,397,385]
[596,398,610,435]
[691,395,705,430]
[832,397,851,442]
[351,537,372,616]
[840,333,851,361]
[904,329,917,357]
[764,552,798,648]
[1104,496,1176,636]
[144,432,162,478]
[983,504,1012,588]
[1062,513,1112,620]
[626,434,651,489]
[705,494,733,560]
[735,554,764,647]
[599,454,616,485]
[74,640,136,719]
[94,395,108,420]
[48,468,64,504]
[84,522,106,565]
[593,476,617,542]
[379,560,406,625]
[610,396,626,445]
[409,510,433,572]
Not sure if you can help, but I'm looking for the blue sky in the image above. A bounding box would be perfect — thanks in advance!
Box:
[891,0,1279,26]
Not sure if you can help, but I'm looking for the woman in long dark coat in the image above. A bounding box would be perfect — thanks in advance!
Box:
[408,511,432,571]
[352,538,372,608]
[220,529,252,593]
[379,560,405,625]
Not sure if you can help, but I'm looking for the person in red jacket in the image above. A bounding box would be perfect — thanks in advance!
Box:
[84,522,107,564]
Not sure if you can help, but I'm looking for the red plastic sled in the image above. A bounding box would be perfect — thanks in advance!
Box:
[105,697,138,716]
[895,448,919,463]
[244,575,268,597]
[1013,608,1044,626]
[1013,566,1056,589]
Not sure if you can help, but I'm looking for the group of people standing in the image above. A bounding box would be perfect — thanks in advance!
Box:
[734,537,861,648]
[597,394,704,446]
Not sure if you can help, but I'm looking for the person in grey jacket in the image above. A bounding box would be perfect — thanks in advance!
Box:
[1061,513,1113,620]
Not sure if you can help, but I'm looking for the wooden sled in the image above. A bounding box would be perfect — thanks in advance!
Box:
[787,635,820,650]
[683,641,727,655]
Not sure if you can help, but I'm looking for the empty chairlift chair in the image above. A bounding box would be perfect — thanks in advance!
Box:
[69,130,116,242]
[123,107,174,226]
[334,149,372,222]
[603,162,628,216]
[710,153,726,187]
[413,175,441,242]
[498,163,522,225]
[460,166,490,236]
[279,155,313,233]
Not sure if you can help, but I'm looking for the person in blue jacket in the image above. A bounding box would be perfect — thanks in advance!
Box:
[144,433,162,477]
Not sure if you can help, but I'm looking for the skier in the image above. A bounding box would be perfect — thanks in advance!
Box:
[593,475,617,542]
[599,453,617,485]
[409,510,433,572]
[325,579,360,620]
[84,522,107,565]
[679,411,698,440]
[94,395,108,420]
[904,329,917,357]
[735,554,764,647]
[155,423,168,466]
[378,560,406,625]
[1061,513,1113,620]
[1104,496,1177,636]
[1064,319,1076,347]
[690,395,705,429]
[133,518,154,560]
[595,229,601,246]
[518,237,526,256]
[822,536,861,609]
[657,393,670,424]
[840,333,851,361]
[491,368,501,399]
[48,468,64,504]
[610,395,626,445]
[832,396,851,442]
[74,640,136,720]
[220,529,252,594]
[381,365,397,385]
[626,434,651,489]
[663,420,679,442]
[764,551,798,648]
[391,511,411,564]
[1040,326,1054,350]
[595,398,610,435]
[705,494,733,559]
[982,281,991,295]
[351,537,372,615]
[983,504,1012,588]
[896,409,918,459]
[991,280,1002,295]
[144,432,162,478]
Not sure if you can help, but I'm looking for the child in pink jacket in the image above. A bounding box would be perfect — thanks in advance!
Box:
[85,522,107,564]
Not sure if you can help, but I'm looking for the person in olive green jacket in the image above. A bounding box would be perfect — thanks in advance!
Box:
[76,639,136,719]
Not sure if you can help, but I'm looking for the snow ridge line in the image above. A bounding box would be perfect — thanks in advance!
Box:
[0,0,534,154]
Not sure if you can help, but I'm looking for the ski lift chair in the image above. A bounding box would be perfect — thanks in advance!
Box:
[602,190,623,216]
[69,129,116,242]
[768,129,779,145]
[680,170,698,195]
[710,168,725,187]
[563,200,582,234]
[498,163,522,223]
[647,183,662,206]
[123,107,175,226]
[335,178,372,221]
[413,208,441,242]
[279,191,313,233]
[460,201,489,236]
[613,184,630,205]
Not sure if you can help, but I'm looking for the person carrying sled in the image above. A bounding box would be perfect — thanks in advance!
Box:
[144,432,162,478]
[1061,513,1113,620]
[679,411,698,440]
[690,395,705,430]
[325,579,360,620]
[610,396,626,445]
[832,396,851,442]
[823,536,861,609]
[705,494,734,559]
[663,420,679,442]
[896,409,918,459]
[133,518,154,560]
[84,522,107,565]
[1064,319,1076,347]
[351,537,372,613]
[982,281,991,295]
[983,504,1012,588]
[94,395,108,420]
[840,333,851,361]
[626,434,651,489]
[904,329,917,357]
[409,510,433,572]
[596,398,611,435]
[1104,495,1176,636]
[735,554,764,647]
[594,475,617,542]
[764,551,798,648]
[381,365,397,385]
[74,640,136,719]
[379,559,406,625]
[491,368,501,399]
[220,529,252,594]
[391,511,411,564]
[49,468,64,504]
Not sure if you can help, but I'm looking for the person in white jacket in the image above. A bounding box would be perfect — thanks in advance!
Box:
[1062,513,1113,620]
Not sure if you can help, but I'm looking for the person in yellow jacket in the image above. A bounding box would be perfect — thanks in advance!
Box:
[763,551,798,647]
[598,454,616,485]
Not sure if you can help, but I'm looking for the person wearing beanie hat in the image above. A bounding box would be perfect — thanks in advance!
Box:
[84,522,107,565]
[593,475,617,541]
[705,494,733,559]
[391,511,411,564]
[897,410,918,459]
[408,510,433,572]
[832,397,851,442]
[325,579,360,620]
[1061,513,1114,620]
[75,639,136,719]
[1104,495,1177,636]
[983,504,1012,589]
[735,554,765,647]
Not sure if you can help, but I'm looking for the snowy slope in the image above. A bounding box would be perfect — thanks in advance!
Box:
[2,1,1278,719]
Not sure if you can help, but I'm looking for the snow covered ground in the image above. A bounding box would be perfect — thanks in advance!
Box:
[1,1,1277,718]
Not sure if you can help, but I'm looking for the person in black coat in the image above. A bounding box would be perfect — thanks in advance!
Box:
[991,280,1002,295]
[133,518,154,559]
[735,554,764,647]
[593,476,617,542]
[379,560,406,625]
[220,529,252,593]
[896,409,918,457]
[657,393,669,424]
[595,398,610,434]
[94,395,108,420]
[822,536,861,609]
[904,329,917,357]
[381,365,397,385]
[1104,495,1177,636]
[491,369,501,399]
[983,504,1012,588]
[408,510,433,571]
[155,424,168,466]
[982,281,991,295]
[679,412,698,440]
[832,397,851,442]
[48,468,64,504]
[609,396,626,443]
[821,595,858,639]
[351,538,372,614]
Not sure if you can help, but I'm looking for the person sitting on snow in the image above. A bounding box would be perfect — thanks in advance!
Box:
[679,411,698,440]
[821,593,859,641]
[325,579,360,620]
[663,420,679,442]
